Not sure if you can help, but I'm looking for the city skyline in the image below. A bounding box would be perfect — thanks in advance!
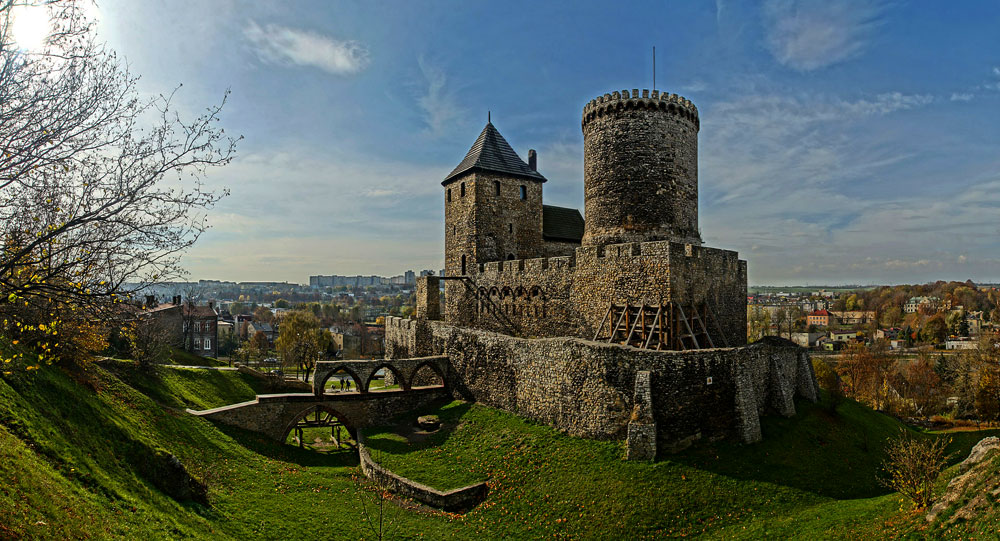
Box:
[68,0,1000,285]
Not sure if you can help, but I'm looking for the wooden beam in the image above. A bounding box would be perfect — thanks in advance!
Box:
[644,305,662,349]
[609,305,628,344]
[676,304,700,349]
[594,304,613,341]
[625,305,643,346]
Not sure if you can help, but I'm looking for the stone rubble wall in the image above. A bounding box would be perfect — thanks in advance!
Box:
[442,238,746,345]
[385,318,817,455]
[358,434,488,512]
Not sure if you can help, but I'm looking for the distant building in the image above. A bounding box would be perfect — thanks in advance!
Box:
[904,296,939,314]
[405,270,416,284]
[141,296,219,358]
[247,321,277,344]
[790,332,825,348]
[807,309,832,327]
[945,337,977,350]
[830,330,858,343]
[830,311,876,325]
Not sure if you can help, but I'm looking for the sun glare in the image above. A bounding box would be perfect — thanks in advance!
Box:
[9,6,51,50]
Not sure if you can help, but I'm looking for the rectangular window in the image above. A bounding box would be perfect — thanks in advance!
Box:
[194,321,201,332]
[461,182,466,197]
[519,185,527,200]
[447,189,451,202]
[494,180,501,196]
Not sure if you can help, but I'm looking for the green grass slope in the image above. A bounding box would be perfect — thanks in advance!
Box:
[363,396,1000,539]
[2,358,998,540]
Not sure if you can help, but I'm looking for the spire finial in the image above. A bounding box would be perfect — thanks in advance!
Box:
[488,110,491,123]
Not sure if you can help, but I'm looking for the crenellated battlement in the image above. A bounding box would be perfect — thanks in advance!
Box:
[477,254,576,278]
[575,239,739,262]
[582,89,699,130]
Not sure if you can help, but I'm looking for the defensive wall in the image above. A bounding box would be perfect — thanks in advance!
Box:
[438,239,746,345]
[385,317,818,457]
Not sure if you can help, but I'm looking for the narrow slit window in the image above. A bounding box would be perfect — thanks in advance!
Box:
[461,254,467,275]
[494,180,501,196]
[447,189,452,202]
[519,185,527,200]
[461,182,466,197]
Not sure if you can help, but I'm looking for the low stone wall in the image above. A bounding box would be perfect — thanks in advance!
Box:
[357,435,488,512]
[385,318,818,455]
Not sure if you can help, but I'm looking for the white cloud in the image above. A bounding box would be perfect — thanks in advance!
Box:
[762,0,887,71]
[243,20,369,75]
[993,66,1000,76]
[950,93,974,102]
[415,56,464,137]
[697,86,1000,284]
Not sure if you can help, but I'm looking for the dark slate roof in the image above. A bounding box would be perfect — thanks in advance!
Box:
[542,205,584,243]
[442,122,546,185]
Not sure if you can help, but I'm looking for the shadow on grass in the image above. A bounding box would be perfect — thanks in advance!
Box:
[362,399,472,455]
[670,394,1000,501]
[213,423,359,469]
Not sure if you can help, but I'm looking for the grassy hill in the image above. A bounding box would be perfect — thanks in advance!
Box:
[1,357,998,539]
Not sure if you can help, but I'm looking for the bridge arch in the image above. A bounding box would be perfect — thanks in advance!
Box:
[315,364,365,394]
[279,404,357,446]
[409,360,446,390]
[366,363,409,392]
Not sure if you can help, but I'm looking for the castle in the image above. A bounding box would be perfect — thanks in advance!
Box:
[438,89,745,347]
[386,88,818,458]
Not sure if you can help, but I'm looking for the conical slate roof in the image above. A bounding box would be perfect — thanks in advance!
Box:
[442,122,546,185]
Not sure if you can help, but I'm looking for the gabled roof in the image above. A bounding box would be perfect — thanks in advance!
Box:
[809,309,831,316]
[442,122,546,185]
[542,205,584,243]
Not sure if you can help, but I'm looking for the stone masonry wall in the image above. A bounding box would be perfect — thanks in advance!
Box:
[440,239,747,342]
[581,89,701,247]
[444,171,544,325]
[385,318,818,454]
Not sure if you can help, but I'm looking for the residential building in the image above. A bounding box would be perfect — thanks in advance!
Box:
[946,337,977,350]
[830,330,858,343]
[904,296,940,314]
[807,309,832,327]
[830,311,876,325]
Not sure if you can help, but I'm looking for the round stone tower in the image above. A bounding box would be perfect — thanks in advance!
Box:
[581,89,701,247]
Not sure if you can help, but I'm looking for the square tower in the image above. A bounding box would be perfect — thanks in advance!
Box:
[442,122,546,324]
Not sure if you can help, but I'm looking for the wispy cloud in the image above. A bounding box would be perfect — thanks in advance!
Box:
[415,56,464,137]
[695,87,1000,284]
[950,93,974,102]
[244,20,370,75]
[762,0,887,71]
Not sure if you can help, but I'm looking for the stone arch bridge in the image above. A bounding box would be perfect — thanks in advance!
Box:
[188,356,449,441]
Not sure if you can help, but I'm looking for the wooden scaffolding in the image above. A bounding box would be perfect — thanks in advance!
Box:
[592,301,730,350]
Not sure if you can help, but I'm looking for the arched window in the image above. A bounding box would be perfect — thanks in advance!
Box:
[507,254,515,260]
[494,180,501,196]
[519,185,527,200]
[461,254,466,275]
[460,182,466,197]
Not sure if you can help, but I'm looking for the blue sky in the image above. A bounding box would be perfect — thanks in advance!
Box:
[78,0,1000,285]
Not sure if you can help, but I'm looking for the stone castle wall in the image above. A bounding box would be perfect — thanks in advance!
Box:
[440,238,746,344]
[385,318,818,454]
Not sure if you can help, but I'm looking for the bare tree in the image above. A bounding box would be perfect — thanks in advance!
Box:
[880,431,952,509]
[129,316,171,368]
[0,1,238,365]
